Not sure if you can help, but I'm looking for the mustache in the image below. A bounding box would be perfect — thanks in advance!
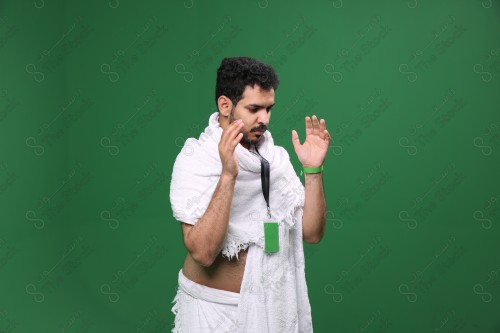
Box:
[252,125,267,132]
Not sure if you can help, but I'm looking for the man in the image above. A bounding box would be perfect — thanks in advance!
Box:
[169,57,330,332]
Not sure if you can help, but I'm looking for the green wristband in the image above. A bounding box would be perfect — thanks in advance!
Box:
[300,165,323,176]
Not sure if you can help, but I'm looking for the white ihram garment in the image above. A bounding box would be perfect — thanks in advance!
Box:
[169,112,313,332]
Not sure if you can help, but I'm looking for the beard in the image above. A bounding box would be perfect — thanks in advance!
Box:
[228,107,264,147]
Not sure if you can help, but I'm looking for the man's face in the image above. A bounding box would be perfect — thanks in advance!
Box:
[228,84,275,149]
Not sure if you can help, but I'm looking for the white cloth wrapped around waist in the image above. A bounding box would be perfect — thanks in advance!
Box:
[177,268,239,305]
[171,205,313,333]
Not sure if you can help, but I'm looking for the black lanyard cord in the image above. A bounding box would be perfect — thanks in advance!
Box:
[253,145,271,219]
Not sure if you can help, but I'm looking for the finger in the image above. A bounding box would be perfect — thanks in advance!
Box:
[228,121,244,143]
[226,119,242,130]
[291,130,301,151]
[312,115,320,136]
[305,116,313,136]
[231,132,243,148]
[324,129,331,144]
[228,119,243,133]
[319,119,326,140]
[223,120,243,142]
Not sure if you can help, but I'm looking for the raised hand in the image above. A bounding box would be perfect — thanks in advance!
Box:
[292,115,331,168]
[219,119,244,178]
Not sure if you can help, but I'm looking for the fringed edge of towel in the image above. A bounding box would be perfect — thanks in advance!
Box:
[220,197,304,260]
[278,182,305,230]
[281,201,302,229]
[221,238,250,261]
[171,287,182,333]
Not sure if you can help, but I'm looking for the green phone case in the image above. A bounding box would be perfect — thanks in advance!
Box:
[264,221,279,253]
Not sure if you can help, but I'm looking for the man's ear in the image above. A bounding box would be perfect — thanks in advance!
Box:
[217,95,233,117]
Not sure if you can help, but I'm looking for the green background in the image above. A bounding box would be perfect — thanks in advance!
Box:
[1,0,500,332]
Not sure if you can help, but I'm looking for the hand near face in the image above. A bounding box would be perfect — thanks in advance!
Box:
[219,119,244,178]
[292,115,331,168]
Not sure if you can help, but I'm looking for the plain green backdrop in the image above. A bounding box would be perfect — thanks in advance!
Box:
[1,0,500,332]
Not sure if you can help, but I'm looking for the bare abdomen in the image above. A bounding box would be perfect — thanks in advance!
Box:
[181,248,248,293]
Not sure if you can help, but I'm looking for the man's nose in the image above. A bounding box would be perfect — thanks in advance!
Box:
[257,110,269,125]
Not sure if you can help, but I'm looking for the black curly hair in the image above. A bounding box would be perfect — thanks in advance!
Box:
[215,57,280,109]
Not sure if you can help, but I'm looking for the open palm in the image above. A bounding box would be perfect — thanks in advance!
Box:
[292,115,331,168]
